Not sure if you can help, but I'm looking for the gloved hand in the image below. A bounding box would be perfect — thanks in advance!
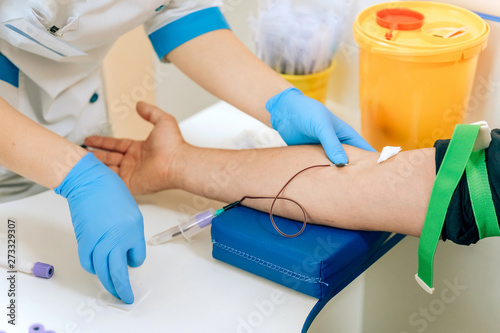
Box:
[55,152,146,304]
[266,87,375,165]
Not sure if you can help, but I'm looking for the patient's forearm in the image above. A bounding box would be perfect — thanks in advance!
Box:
[173,144,436,237]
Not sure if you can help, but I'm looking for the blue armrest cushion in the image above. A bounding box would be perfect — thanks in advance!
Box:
[211,206,390,299]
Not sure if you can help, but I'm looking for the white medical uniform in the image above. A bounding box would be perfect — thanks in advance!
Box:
[0,0,229,201]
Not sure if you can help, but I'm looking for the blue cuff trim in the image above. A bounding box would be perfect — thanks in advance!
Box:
[148,7,231,61]
[474,11,500,23]
[0,54,19,88]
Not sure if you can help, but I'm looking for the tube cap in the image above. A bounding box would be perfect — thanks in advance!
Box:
[29,323,45,333]
[33,262,54,279]
[196,209,215,228]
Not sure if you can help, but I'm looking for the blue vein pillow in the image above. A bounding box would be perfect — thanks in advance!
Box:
[211,206,390,299]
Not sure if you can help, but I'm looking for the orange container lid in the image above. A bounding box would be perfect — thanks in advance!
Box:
[354,1,489,61]
[376,8,425,40]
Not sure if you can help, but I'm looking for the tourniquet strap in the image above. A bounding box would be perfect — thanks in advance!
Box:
[417,124,480,293]
[466,150,500,239]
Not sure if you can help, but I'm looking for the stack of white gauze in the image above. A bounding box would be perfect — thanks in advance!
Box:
[249,0,350,75]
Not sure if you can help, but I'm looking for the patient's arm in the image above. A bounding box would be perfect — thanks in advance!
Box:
[172,143,435,237]
[85,102,436,238]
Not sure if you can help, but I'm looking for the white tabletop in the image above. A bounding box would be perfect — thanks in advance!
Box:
[0,102,321,333]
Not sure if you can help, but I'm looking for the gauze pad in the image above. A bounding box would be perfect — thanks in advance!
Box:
[377,146,402,164]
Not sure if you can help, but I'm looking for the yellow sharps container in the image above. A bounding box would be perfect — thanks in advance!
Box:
[354,1,489,150]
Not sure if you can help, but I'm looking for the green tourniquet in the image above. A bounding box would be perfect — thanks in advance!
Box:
[418,124,480,290]
[466,150,500,239]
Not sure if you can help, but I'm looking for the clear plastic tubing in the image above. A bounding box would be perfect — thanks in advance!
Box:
[148,209,215,246]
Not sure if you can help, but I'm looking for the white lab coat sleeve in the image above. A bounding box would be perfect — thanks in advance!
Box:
[145,0,230,62]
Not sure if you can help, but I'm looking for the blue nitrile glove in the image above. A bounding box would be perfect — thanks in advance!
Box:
[55,152,146,304]
[266,87,375,165]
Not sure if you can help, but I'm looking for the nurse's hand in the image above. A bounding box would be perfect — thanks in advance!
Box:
[266,88,375,165]
[84,102,185,195]
[54,153,146,304]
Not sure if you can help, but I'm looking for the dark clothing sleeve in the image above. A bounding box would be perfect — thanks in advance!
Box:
[434,129,500,245]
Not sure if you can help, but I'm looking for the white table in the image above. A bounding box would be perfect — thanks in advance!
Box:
[0,102,370,333]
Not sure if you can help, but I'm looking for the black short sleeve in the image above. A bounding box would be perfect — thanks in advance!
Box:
[433,129,500,245]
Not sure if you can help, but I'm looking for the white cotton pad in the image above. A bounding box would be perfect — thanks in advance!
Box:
[377,146,402,164]
[106,281,151,311]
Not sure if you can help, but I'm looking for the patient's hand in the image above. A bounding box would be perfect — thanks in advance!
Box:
[84,102,187,195]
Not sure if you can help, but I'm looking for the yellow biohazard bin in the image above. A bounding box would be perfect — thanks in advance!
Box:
[354,1,489,150]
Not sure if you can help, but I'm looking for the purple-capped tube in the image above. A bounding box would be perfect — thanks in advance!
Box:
[148,209,215,245]
[0,256,54,279]
[29,323,45,333]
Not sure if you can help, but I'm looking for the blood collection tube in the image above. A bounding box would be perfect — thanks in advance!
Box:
[148,209,215,245]
[0,256,54,279]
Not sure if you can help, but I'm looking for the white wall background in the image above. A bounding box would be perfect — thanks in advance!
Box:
[152,1,500,332]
